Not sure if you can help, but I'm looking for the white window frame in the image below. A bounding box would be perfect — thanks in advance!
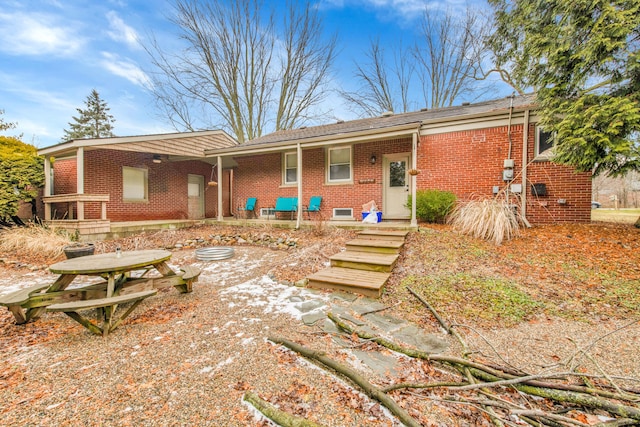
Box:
[283,152,297,185]
[535,125,555,159]
[332,208,354,220]
[122,166,148,202]
[327,146,352,183]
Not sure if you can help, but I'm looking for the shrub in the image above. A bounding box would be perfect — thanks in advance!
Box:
[406,189,457,223]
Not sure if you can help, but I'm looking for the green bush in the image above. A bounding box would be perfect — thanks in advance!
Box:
[406,189,456,223]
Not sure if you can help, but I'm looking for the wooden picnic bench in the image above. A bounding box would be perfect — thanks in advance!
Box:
[0,250,201,336]
[48,290,157,336]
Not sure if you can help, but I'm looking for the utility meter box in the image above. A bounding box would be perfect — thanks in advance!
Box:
[502,169,514,181]
[503,159,515,168]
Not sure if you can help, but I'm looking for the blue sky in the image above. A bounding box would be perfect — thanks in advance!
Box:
[0,0,507,148]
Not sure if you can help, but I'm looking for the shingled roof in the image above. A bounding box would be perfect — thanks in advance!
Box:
[242,93,537,148]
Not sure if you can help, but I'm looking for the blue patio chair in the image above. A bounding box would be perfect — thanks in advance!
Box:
[237,197,257,218]
[303,196,322,219]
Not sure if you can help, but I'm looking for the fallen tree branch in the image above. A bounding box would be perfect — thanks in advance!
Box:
[268,336,423,427]
[327,311,640,422]
[243,391,326,427]
[468,367,640,421]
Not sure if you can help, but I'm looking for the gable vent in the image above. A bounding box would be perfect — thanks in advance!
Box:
[380,111,394,117]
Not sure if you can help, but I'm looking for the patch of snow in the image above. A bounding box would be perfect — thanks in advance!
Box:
[219,275,328,320]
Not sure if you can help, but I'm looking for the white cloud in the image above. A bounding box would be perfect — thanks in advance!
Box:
[106,10,141,50]
[0,12,84,56]
[99,52,153,89]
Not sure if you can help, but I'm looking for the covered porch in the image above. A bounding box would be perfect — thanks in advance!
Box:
[73,217,416,241]
[37,130,238,236]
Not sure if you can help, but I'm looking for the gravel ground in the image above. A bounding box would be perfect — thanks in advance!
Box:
[1,225,639,426]
[1,246,424,426]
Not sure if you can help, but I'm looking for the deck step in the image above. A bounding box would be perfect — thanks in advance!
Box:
[345,238,404,254]
[357,230,409,241]
[307,267,390,298]
[330,251,398,272]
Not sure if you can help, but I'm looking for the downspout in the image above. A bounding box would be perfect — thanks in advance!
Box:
[295,142,302,229]
[217,156,223,221]
[521,109,530,226]
[505,94,514,204]
[411,130,418,228]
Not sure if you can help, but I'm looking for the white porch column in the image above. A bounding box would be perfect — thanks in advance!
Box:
[217,156,223,221]
[76,147,84,194]
[75,147,84,220]
[295,143,302,229]
[44,157,52,220]
[410,131,418,227]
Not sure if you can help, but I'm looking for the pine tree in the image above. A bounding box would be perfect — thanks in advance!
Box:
[62,89,116,140]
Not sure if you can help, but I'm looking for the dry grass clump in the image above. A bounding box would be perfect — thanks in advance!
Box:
[449,198,521,245]
[0,225,73,261]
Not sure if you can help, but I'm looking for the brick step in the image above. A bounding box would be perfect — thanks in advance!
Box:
[306,267,390,298]
[330,251,399,272]
[357,230,409,241]
[345,238,404,254]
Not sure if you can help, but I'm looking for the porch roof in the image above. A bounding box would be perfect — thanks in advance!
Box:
[204,94,537,156]
[38,129,238,159]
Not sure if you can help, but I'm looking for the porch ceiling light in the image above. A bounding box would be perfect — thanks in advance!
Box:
[153,154,162,164]
[370,154,376,164]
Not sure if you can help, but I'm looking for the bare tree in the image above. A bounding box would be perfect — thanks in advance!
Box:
[414,7,491,109]
[146,0,336,143]
[341,39,414,117]
[341,6,490,117]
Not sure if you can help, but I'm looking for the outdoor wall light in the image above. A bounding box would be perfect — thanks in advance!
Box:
[370,154,376,164]
[152,154,162,164]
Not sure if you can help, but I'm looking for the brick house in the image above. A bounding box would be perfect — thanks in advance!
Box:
[205,94,591,227]
[37,130,237,234]
[38,95,592,235]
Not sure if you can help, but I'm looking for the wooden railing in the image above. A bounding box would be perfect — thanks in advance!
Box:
[43,194,109,221]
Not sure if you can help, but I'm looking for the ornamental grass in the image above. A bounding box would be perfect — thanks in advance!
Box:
[0,224,72,261]
[449,198,521,245]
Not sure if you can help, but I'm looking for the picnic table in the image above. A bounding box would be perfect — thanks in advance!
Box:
[0,250,201,336]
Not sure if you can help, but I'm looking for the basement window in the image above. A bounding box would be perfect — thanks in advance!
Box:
[332,208,353,220]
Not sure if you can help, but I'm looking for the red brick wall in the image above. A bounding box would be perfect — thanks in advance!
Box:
[417,123,591,223]
[52,149,220,221]
[233,138,411,217]
[50,158,78,218]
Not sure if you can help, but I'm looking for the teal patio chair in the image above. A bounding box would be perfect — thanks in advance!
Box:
[303,196,322,219]
[237,197,257,219]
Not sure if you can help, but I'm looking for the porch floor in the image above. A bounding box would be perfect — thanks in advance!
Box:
[79,217,416,241]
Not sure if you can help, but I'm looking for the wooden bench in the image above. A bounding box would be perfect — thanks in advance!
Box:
[274,197,298,220]
[47,289,158,336]
[0,284,50,324]
[177,266,201,293]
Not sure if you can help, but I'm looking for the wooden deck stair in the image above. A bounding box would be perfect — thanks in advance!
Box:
[306,230,408,298]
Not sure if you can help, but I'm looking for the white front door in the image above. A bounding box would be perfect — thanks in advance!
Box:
[383,153,411,219]
[188,174,204,219]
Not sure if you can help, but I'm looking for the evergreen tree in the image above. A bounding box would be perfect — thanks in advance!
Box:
[488,0,640,177]
[0,136,44,220]
[62,89,116,140]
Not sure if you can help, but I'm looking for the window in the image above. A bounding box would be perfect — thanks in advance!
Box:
[283,152,297,185]
[328,146,352,182]
[123,166,148,201]
[536,125,555,157]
